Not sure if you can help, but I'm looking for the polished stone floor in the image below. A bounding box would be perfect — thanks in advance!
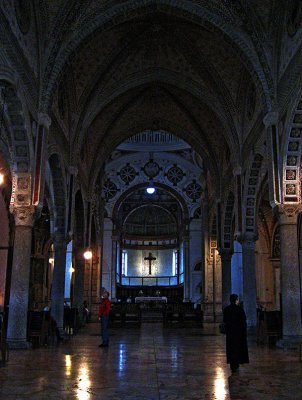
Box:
[0,322,302,399]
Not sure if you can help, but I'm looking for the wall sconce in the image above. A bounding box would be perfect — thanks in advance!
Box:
[83,250,92,260]
[0,171,4,185]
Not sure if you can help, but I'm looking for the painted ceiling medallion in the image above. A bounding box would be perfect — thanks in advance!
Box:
[185,181,202,201]
[143,160,160,178]
[103,180,118,201]
[15,0,31,34]
[166,165,184,185]
[119,164,136,184]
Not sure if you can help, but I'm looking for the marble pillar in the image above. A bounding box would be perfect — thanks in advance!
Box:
[101,218,113,294]
[278,205,302,341]
[7,206,35,348]
[263,112,281,206]
[111,238,118,300]
[220,249,233,310]
[183,238,190,301]
[73,247,85,310]
[241,233,257,328]
[51,235,67,335]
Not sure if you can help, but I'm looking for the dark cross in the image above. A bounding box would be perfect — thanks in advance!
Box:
[144,252,157,275]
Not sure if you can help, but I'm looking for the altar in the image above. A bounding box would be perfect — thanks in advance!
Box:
[135,296,167,303]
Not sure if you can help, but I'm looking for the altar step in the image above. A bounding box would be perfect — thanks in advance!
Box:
[141,311,163,323]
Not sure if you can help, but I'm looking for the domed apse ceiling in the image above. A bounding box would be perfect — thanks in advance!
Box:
[100,131,204,220]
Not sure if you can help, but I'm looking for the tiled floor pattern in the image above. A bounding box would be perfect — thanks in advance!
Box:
[0,322,302,399]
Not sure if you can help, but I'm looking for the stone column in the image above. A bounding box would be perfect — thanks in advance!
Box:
[32,113,51,207]
[73,247,85,310]
[101,218,113,293]
[278,205,302,341]
[220,248,233,310]
[241,233,257,328]
[111,237,118,300]
[51,234,67,335]
[183,237,190,301]
[263,112,281,207]
[7,206,35,348]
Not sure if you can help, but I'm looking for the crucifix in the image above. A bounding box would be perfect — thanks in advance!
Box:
[144,252,157,275]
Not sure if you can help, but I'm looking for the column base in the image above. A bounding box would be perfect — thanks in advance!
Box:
[7,339,31,349]
[276,336,302,349]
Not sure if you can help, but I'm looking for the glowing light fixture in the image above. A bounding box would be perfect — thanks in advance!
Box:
[69,266,75,273]
[0,172,4,185]
[146,186,155,194]
[83,250,92,260]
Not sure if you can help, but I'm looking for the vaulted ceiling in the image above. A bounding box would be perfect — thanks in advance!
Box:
[2,1,302,192]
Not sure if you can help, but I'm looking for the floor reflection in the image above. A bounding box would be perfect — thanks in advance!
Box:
[214,366,228,400]
[76,362,91,400]
[1,323,302,399]
[65,354,72,377]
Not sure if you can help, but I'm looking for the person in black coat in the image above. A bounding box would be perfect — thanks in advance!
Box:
[223,293,249,373]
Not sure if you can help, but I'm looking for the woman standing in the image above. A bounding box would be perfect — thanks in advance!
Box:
[223,293,249,373]
[98,291,111,347]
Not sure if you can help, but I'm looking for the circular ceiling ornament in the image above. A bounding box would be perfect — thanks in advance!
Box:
[103,180,118,201]
[166,165,185,185]
[119,164,136,185]
[14,0,31,34]
[143,160,160,178]
[185,181,202,201]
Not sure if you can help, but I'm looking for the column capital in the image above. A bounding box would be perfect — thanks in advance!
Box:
[239,232,257,248]
[38,112,52,129]
[263,111,279,127]
[278,204,302,225]
[52,232,68,247]
[11,205,35,227]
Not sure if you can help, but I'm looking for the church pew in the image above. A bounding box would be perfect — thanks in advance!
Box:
[163,304,184,326]
[109,304,125,327]
[28,311,49,347]
[257,310,282,345]
[0,313,9,363]
[182,303,203,326]
[123,304,141,326]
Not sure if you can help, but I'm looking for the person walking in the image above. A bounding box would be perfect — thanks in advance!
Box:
[98,291,111,347]
[223,293,249,373]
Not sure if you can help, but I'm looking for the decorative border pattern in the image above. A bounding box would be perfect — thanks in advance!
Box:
[244,154,263,233]
[283,99,302,202]
[223,191,234,248]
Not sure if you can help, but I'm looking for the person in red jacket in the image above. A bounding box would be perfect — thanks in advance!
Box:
[98,291,111,347]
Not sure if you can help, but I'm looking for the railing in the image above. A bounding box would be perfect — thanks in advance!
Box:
[119,275,178,286]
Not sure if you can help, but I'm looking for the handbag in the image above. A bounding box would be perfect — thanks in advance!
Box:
[219,323,226,334]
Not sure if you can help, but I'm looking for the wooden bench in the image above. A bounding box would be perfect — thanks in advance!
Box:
[123,304,141,326]
[257,310,281,345]
[0,313,8,364]
[110,304,124,327]
[28,311,49,347]
[163,304,184,326]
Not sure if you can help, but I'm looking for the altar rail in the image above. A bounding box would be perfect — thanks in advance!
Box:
[120,275,178,286]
